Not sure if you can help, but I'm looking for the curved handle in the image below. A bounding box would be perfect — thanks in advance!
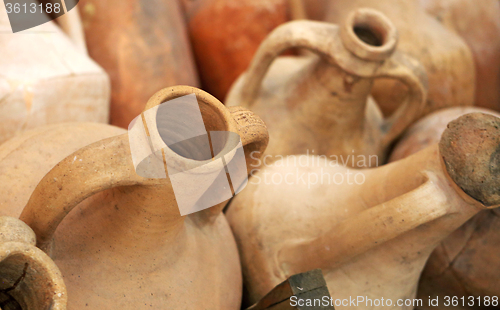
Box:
[277,176,448,278]
[20,134,146,252]
[230,20,340,107]
[56,3,88,54]
[376,51,428,146]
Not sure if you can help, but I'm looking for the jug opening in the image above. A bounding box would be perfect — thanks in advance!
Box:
[0,259,30,310]
[341,8,397,61]
[353,25,383,47]
[156,95,230,161]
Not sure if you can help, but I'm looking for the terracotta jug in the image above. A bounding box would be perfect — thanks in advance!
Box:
[0,1,110,144]
[226,8,427,167]
[185,0,289,101]
[0,216,66,310]
[325,0,475,118]
[14,86,267,309]
[79,0,199,128]
[419,0,500,111]
[389,107,500,306]
[226,112,500,308]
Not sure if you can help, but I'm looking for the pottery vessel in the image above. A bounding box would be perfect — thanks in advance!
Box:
[420,0,500,111]
[11,86,267,309]
[226,8,427,167]
[226,112,500,308]
[389,107,500,305]
[0,1,110,144]
[186,0,289,101]
[325,0,475,117]
[79,0,199,128]
[0,216,66,310]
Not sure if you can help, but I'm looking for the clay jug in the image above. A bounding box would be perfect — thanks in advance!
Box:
[0,1,110,145]
[325,0,475,117]
[226,8,427,167]
[185,0,289,101]
[79,0,199,128]
[420,0,500,111]
[389,107,500,306]
[16,86,268,309]
[226,112,500,308]
[0,216,66,310]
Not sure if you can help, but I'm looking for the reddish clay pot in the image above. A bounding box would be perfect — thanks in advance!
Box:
[389,107,500,307]
[79,0,199,128]
[325,0,475,118]
[420,0,500,111]
[186,0,289,101]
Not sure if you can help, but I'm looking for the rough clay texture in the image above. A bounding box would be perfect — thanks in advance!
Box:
[440,112,500,206]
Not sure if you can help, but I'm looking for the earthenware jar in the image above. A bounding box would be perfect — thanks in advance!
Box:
[185,0,289,101]
[325,0,475,117]
[226,8,427,167]
[226,112,500,308]
[0,1,109,144]
[79,0,199,128]
[17,86,267,309]
[0,216,66,310]
[420,0,500,111]
[389,107,500,305]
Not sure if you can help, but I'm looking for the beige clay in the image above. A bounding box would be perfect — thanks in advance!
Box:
[226,113,500,309]
[226,8,427,167]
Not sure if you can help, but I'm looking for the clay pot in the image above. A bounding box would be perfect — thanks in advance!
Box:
[226,8,427,167]
[0,216,66,310]
[325,0,475,117]
[185,0,290,101]
[79,0,199,128]
[420,0,500,111]
[0,1,110,145]
[9,86,267,309]
[389,107,500,305]
[226,112,500,307]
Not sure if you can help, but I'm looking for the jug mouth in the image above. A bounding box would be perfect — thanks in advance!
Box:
[340,8,397,61]
[0,242,67,310]
[130,86,241,177]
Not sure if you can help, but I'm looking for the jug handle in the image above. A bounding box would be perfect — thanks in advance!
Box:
[277,176,450,278]
[20,86,268,251]
[374,51,427,146]
[229,14,427,144]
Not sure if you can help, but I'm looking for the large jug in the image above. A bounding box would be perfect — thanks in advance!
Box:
[226,112,500,309]
[3,86,268,309]
[226,8,427,167]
